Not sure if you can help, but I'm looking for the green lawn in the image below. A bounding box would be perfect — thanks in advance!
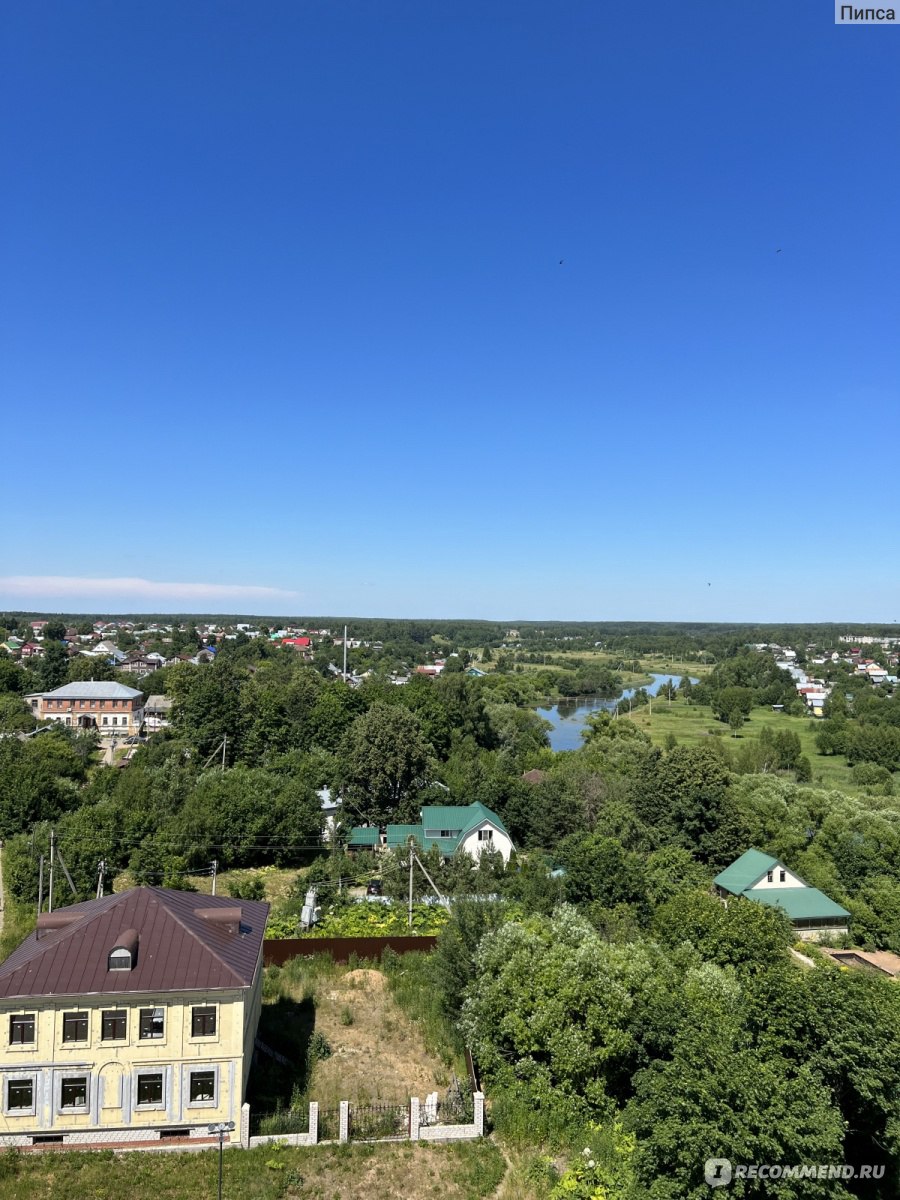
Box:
[626,698,862,793]
[0,1139,506,1200]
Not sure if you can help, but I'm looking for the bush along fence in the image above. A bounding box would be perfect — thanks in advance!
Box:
[244,1091,484,1149]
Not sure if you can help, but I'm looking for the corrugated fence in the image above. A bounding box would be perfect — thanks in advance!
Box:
[263,935,438,965]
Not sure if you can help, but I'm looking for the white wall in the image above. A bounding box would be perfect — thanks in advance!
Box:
[749,865,803,890]
[459,823,513,865]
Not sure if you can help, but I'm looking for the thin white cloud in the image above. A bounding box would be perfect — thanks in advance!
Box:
[0,576,298,602]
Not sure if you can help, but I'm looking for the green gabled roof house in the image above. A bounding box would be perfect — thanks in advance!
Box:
[349,803,513,863]
[714,849,850,942]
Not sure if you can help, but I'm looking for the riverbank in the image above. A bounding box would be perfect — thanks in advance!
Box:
[537,674,695,752]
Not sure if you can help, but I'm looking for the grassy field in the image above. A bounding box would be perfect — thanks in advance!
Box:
[625,697,862,792]
[0,1139,507,1200]
[111,866,303,904]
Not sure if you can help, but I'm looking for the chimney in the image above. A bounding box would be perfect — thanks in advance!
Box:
[197,906,242,937]
[36,911,82,939]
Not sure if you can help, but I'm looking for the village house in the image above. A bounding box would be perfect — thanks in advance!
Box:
[0,888,268,1148]
[714,849,850,941]
[143,695,173,733]
[348,802,514,864]
[25,682,145,737]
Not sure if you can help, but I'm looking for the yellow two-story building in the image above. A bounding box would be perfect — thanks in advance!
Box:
[0,887,268,1148]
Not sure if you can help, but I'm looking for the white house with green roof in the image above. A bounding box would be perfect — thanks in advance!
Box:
[714,849,850,941]
[349,803,513,864]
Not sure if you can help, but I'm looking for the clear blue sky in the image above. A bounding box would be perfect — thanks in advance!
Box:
[2,1,897,621]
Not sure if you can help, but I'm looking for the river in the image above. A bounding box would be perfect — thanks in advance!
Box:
[536,673,698,752]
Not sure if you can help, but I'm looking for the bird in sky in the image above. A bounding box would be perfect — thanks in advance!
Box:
[776,249,782,254]
[559,259,564,265]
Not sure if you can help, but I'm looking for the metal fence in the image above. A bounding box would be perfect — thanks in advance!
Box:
[349,1103,409,1141]
[251,1108,309,1138]
[421,1079,474,1127]
[318,1107,341,1142]
[264,936,438,966]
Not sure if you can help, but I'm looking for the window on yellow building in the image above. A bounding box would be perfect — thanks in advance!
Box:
[188,1070,216,1103]
[136,1073,163,1107]
[9,1014,35,1045]
[7,1079,33,1111]
[139,1008,164,1039]
[101,1010,127,1040]
[62,1012,89,1043]
[191,1006,217,1037]
[60,1076,88,1109]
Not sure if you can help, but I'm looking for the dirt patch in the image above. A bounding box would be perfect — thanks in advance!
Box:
[342,968,387,991]
[309,967,449,1106]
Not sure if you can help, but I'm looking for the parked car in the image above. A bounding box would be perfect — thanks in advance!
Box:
[366,879,383,897]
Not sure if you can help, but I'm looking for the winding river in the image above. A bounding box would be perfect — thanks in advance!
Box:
[537,673,698,752]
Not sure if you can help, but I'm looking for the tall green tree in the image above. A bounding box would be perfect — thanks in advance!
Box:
[337,703,433,823]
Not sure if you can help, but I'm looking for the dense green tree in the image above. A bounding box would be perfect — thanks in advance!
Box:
[337,703,433,823]
[36,641,69,690]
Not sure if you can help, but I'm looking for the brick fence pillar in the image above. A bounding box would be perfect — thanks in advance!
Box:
[339,1100,349,1144]
[240,1102,250,1149]
[409,1097,420,1141]
[308,1101,319,1145]
[473,1092,485,1137]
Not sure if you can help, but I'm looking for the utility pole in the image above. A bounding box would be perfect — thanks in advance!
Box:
[343,624,348,679]
[408,839,414,929]
[211,859,218,896]
[48,830,55,914]
[37,855,44,920]
[221,734,227,773]
[96,859,107,900]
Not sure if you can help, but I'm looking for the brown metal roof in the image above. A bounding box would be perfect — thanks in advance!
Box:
[0,888,269,1001]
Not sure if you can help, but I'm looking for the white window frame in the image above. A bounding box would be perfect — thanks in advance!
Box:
[57,1072,90,1114]
[133,1069,167,1111]
[3,1071,38,1117]
[184,1064,219,1108]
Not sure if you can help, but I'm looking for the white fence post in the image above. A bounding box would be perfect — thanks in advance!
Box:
[308,1101,319,1145]
[409,1097,420,1141]
[473,1091,485,1137]
[339,1100,349,1144]
[240,1102,250,1149]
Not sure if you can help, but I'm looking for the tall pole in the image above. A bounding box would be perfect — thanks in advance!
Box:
[48,830,55,914]
[37,855,44,919]
[408,839,414,929]
[343,625,348,679]
[221,734,227,773]
[211,859,218,896]
[218,1129,224,1200]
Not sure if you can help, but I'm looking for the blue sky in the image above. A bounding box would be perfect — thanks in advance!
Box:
[2,1,897,621]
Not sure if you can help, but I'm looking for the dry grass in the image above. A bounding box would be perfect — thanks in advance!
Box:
[308,966,450,1106]
[112,866,301,904]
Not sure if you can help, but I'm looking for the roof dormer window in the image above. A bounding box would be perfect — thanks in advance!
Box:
[108,928,138,971]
